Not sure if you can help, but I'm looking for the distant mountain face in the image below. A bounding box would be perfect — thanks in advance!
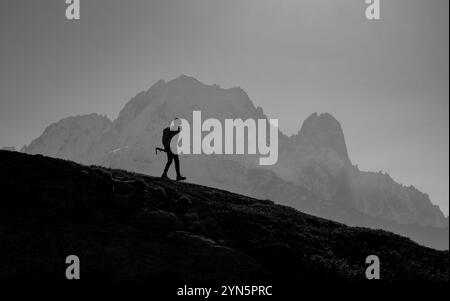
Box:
[273,112,447,229]
[22,75,448,249]
[1,147,15,152]
[22,113,111,163]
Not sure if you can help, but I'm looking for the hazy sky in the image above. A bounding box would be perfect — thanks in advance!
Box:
[0,0,448,214]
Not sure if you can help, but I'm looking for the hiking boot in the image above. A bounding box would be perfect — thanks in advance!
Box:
[176,175,186,181]
[161,174,170,180]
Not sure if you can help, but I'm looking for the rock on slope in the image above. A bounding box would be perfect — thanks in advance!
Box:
[0,150,447,282]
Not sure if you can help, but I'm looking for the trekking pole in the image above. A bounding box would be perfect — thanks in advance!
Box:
[155,147,188,158]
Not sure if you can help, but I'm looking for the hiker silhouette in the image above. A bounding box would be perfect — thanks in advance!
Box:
[159,118,186,181]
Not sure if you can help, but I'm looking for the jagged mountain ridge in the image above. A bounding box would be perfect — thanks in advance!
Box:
[22,75,448,249]
[273,112,447,228]
[21,113,111,163]
[0,150,447,281]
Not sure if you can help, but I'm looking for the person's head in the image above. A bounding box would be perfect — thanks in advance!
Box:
[169,117,181,130]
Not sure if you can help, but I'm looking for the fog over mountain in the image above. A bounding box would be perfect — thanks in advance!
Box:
[22,75,449,249]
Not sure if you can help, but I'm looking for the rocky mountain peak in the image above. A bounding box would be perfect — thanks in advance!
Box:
[20,77,448,248]
[297,112,349,162]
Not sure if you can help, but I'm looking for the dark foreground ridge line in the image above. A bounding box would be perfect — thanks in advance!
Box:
[0,150,448,281]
